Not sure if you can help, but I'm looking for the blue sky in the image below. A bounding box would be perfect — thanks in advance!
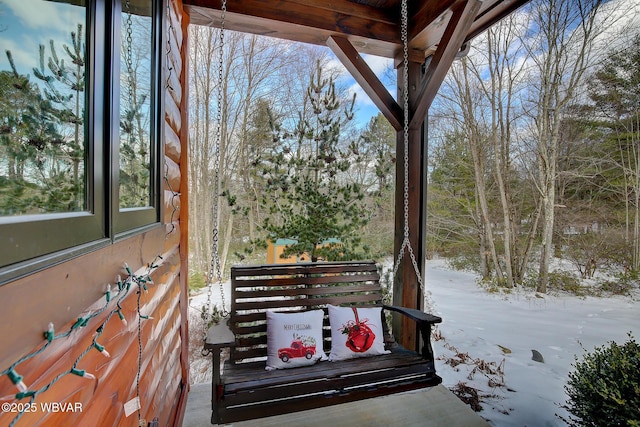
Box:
[1,0,85,77]
[329,52,395,128]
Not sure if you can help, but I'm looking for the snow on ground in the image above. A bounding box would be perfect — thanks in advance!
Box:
[189,282,232,315]
[189,259,639,425]
[427,258,639,426]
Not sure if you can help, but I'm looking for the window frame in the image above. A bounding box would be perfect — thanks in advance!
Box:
[110,0,164,236]
[0,0,165,285]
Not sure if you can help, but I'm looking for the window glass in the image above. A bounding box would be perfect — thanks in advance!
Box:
[0,0,87,216]
[119,0,153,208]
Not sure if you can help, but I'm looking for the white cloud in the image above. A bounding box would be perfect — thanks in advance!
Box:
[4,0,69,32]
[360,53,393,77]
[1,0,85,74]
[328,51,395,124]
[348,81,375,107]
[325,56,348,77]
[591,0,640,52]
[0,37,39,73]
[325,51,393,80]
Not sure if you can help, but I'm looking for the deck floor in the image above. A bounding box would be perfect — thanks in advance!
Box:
[182,383,489,427]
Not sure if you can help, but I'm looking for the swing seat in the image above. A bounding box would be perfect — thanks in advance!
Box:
[205,261,442,425]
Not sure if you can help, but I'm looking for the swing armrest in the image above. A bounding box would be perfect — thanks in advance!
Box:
[204,320,236,351]
[382,305,441,360]
[383,305,442,325]
[204,320,235,412]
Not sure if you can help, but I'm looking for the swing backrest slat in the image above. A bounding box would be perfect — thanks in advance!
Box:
[228,260,387,363]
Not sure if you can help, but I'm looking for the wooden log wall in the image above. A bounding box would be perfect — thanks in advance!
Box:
[0,0,191,425]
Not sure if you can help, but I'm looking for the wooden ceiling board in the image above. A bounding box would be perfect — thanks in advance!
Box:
[184,0,530,61]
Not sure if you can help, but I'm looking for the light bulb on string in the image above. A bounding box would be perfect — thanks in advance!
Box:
[117,309,128,326]
[72,316,90,330]
[44,322,55,342]
[7,368,28,393]
[71,368,95,380]
[94,342,111,358]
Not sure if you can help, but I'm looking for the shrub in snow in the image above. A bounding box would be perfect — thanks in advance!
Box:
[562,334,640,426]
[548,271,585,296]
[597,271,639,296]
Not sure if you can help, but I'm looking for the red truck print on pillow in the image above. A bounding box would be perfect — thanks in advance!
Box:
[278,337,317,362]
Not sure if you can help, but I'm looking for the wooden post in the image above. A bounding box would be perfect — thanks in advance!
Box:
[326,0,481,353]
[391,0,482,354]
[392,60,428,353]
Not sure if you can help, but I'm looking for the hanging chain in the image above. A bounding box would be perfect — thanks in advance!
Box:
[125,0,135,127]
[202,0,228,354]
[164,2,180,236]
[213,0,227,316]
[393,0,424,290]
[123,1,145,424]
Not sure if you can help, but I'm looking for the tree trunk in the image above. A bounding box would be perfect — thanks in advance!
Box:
[526,0,606,292]
[220,213,234,274]
[456,59,504,282]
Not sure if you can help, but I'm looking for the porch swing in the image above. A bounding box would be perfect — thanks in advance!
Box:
[201,0,442,424]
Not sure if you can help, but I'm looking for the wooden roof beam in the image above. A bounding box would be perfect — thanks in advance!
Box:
[327,36,403,131]
[465,0,531,42]
[409,0,457,43]
[185,0,400,45]
[409,0,481,130]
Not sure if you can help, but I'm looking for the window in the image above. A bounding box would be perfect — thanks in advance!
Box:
[0,1,88,217]
[114,0,161,233]
[0,0,162,283]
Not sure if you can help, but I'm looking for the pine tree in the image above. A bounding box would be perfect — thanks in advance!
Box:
[1,41,82,215]
[0,57,42,214]
[255,62,370,262]
[30,25,86,212]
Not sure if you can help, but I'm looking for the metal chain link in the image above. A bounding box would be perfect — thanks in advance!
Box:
[393,0,424,290]
[125,0,134,123]
[164,2,179,236]
[123,2,144,424]
[202,0,229,355]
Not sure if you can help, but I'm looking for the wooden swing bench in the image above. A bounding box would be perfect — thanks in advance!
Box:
[204,261,442,425]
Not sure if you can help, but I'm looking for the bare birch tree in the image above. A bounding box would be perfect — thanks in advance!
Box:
[188,25,218,275]
[521,0,610,292]
[435,14,536,285]
[450,59,505,282]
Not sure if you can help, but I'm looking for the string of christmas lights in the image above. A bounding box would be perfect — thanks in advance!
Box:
[2,259,160,427]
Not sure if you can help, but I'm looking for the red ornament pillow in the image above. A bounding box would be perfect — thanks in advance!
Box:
[327,305,389,361]
[266,310,327,370]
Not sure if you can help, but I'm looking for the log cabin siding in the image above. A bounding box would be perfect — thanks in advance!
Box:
[0,0,190,425]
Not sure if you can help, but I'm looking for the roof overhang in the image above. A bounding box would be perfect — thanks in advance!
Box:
[183,0,530,62]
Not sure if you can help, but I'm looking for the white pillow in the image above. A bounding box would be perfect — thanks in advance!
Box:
[328,305,390,361]
[266,310,327,370]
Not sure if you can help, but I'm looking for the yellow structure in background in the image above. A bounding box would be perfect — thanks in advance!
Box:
[267,239,300,264]
[266,238,341,264]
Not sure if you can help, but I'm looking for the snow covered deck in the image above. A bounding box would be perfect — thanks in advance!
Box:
[182,383,489,426]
